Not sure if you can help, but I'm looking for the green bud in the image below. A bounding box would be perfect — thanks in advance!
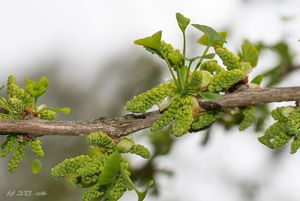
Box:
[8,142,25,173]
[116,138,135,153]
[130,144,151,159]
[125,82,176,113]
[39,109,57,120]
[86,131,115,150]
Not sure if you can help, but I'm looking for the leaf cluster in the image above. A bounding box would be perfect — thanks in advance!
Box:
[0,75,70,173]
[51,131,152,201]
[127,13,259,137]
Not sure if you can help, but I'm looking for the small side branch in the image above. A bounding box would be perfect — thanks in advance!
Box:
[1,86,300,138]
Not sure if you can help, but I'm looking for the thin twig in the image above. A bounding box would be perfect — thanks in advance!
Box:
[1,86,300,138]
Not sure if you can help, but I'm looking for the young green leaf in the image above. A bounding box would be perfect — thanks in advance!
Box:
[199,70,212,88]
[241,40,258,67]
[35,76,49,89]
[120,166,153,201]
[25,76,49,98]
[198,32,227,46]
[0,85,4,90]
[49,107,71,114]
[1,137,10,150]
[7,75,16,85]
[200,92,221,100]
[98,152,122,185]
[134,31,162,51]
[0,97,14,113]
[251,74,264,85]
[137,180,154,201]
[30,159,42,174]
[176,12,190,33]
[192,24,226,46]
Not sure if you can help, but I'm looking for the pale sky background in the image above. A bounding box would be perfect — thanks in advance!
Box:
[1,0,300,201]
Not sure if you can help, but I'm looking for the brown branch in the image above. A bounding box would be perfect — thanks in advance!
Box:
[1,86,300,138]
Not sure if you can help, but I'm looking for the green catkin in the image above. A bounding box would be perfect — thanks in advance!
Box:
[7,75,16,86]
[28,139,44,157]
[239,106,255,131]
[39,109,57,120]
[271,130,292,148]
[191,111,220,131]
[70,173,99,188]
[51,155,90,177]
[7,97,25,113]
[207,69,246,92]
[7,84,32,105]
[81,173,99,186]
[107,175,128,201]
[272,107,290,121]
[189,71,202,91]
[8,142,25,172]
[286,109,300,134]
[271,106,295,121]
[82,184,105,201]
[258,122,291,149]
[0,113,15,120]
[214,46,240,70]
[116,138,135,153]
[160,41,183,66]
[0,135,18,157]
[78,157,103,175]
[86,131,114,150]
[69,157,104,187]
[146,40,177,60]
[200,61,224,74]
[290,133,300,154]
[151,97,181,131]
[125,82,176,113]
[171,96,193,136]
[130,144,151,159]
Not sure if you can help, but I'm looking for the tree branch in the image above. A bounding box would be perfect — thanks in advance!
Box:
[1,86,300,138]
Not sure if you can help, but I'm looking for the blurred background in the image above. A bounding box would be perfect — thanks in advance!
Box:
[1,0,300,200]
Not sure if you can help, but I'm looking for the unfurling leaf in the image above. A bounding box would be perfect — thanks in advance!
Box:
[49,107,71,114]
[98,152,122,185]
[176,12,190,33]
[25,76,49,98]
[241,40,258,67]
[251,74,264,85]
[198,32,227,46]
[30,159,42,174]
[193,24,226,46]
[134,31,162,51]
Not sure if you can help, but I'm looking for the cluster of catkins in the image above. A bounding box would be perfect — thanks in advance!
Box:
[125,43,254,136]
[259,106,300,153]
[0,75,68,172]
[51,131,151,201]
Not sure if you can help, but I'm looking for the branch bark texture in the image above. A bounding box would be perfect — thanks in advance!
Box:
[1,87,300,138]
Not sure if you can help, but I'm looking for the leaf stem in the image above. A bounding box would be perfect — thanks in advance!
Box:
[160,51,179,88]
[175,66,183,92]
[193,45,210,72]
[182,32,186,66]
